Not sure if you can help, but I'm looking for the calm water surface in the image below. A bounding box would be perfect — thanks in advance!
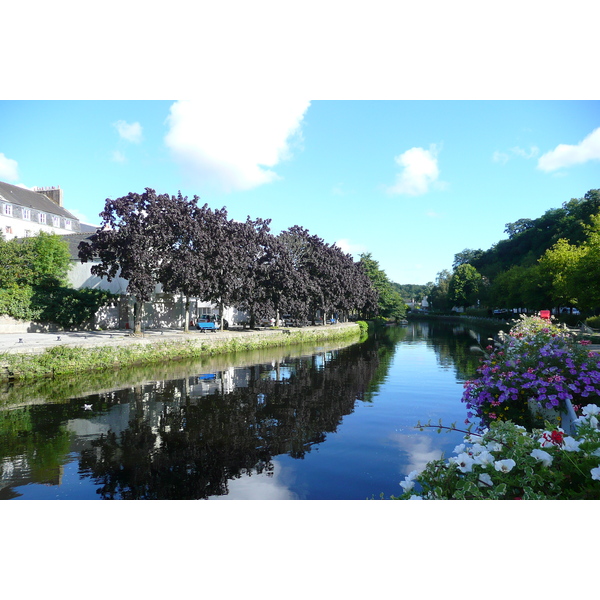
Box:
[1,320,494,500]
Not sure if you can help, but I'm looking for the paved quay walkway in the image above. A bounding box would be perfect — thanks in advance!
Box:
[0,324,355,356]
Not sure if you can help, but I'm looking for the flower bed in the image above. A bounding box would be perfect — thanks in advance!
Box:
[462,315,600,428]
[392,315,600,499]
[394,407,600,499]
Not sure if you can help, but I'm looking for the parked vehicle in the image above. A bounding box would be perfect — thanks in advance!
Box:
[194,314,220,332]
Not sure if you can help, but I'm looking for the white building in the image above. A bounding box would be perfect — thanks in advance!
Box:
[0,181,89,239]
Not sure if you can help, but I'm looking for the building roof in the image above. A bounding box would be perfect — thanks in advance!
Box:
[0,180,79,221]
[61,232,96,259]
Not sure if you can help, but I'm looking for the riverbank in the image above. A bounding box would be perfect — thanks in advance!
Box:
[0,323,362,381]
[408,312,510,330]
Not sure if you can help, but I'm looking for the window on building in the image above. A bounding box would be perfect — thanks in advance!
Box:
[52,215,60,227]
[65,219,72,230]
[22,208,31,220]
[38,213,47,224]
[5,226,12,234]
[3,204,13,216]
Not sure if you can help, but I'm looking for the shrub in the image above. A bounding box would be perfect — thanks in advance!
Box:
[0,285,42,321]
[356,320,369,334]
[32,287,117,328]
[586,316,600,329]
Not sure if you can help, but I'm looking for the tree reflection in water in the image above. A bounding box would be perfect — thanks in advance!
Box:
[78,339,389,499]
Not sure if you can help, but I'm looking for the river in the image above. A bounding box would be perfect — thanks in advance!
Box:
[0,319,496,500]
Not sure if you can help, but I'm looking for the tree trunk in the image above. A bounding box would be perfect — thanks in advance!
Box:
[133,299,144,335]
[184,296,190,333]
[219,298,225,331]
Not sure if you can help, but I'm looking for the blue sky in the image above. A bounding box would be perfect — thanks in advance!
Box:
[1,100,598,285]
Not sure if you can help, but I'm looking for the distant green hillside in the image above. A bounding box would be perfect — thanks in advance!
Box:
[391,282,431,303]
[465,189,600,280]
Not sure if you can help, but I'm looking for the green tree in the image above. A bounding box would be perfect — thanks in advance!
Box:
[359,253,406,320]
[538,238,585,309]
[452,248,484,270]
[0,231,71,288]
[428,269,452,311]
[448,264,483,309]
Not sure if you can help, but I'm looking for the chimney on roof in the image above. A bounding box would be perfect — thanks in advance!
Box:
[33,186,63,207]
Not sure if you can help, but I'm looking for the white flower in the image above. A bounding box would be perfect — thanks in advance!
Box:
[530,448,553,467]
[452,453,475,473]
[408,495,423,500]
[563,437,581,452]
[473,450,495,467]
[583,404,600,417]
[478,473,493,487]
[400,470,420,492]
[470,443,487,455]
[494,459,516,473]
[486,441,503,453]
[591,466,600,481]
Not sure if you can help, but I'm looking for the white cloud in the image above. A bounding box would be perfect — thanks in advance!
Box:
[493,146,539,165]
[164,99,311,192]
[0,152,19,181]
[335,238,367,257]
[113,120,143,143]
[510,145,539,159]
[538,127,600,172]
[385,144,442,196]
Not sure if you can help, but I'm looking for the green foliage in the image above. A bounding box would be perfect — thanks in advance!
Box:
[0,285,42,321]
[392,282,431,303]
[471,190,600,280]
[0,284,116,329]
[32,287,118,329]
[435,190,600,313]
[0,231,71,288]
[356,320,369,334]
[537,211,600,312]
[448,264,483,308]
[428,269,452,311]
[359,253,407,320]
[586,316,600,329]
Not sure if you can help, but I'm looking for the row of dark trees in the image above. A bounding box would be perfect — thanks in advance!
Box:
[78,189,380,333]
[427,189,600,314]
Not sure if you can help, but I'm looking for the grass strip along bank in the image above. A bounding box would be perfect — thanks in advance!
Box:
[1,324,362,382]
